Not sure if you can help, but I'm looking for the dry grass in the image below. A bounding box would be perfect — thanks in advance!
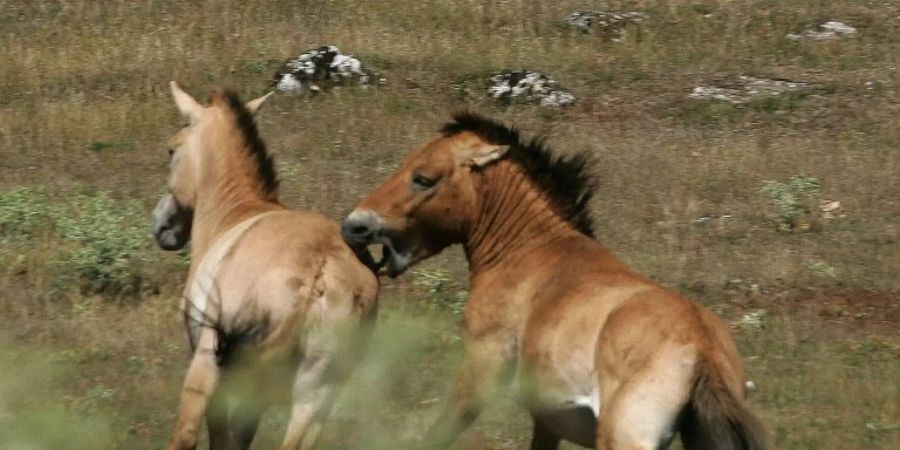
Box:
[1,0,899,449]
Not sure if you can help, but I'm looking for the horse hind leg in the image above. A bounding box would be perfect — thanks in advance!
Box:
[280,355,339,450]
[531,407,596,449]
[530,417,562,450]
[596,363,693,450]
[596,385,684,450]
[206,389,240,450]
[230,397,267,450]
[207,389,268,450]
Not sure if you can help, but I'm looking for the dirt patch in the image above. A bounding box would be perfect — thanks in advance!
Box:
[782,288,899,336]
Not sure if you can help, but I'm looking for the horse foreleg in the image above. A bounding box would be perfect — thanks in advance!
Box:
[168,330,222,450]
[422,340,513,449]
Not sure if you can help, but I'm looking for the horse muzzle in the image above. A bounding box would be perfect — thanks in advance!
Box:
[341,209,381,248]
[152,194,192,251]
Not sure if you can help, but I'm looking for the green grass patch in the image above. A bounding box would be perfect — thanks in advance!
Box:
[0,187,163,298]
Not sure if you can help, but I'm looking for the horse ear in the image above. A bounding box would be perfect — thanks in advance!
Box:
[245,92,274,115]
[170,81,202,120]
[462,144,509,167]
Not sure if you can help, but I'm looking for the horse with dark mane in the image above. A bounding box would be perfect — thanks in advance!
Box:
[341,112,768,450]
[152,82,378,450]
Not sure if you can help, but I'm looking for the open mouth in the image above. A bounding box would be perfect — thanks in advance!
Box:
[340,211,414,278]
[350,235,411,278]
[377,236,411,278]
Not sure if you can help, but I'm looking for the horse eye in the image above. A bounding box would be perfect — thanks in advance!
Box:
[411,172,437,190]
[167,148,175,157]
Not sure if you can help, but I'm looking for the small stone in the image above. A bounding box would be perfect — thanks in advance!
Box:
[820,200,840,213]
[820,21,857,35]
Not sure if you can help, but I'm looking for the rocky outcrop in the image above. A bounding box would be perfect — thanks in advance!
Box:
[562,11,647,41]
[487,71,575,107]
[273,46,384,95]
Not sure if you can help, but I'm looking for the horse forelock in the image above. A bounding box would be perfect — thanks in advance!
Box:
[210,89,279,198]
[440,112,596,237]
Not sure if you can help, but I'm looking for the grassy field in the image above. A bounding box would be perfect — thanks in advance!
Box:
[1,0,899,448]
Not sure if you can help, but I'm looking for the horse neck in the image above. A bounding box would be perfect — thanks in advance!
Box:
[464,161,584,276]
[189,134,279,264]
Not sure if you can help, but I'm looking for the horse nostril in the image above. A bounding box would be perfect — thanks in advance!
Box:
[342,211,381,246]
[341,218,375,244]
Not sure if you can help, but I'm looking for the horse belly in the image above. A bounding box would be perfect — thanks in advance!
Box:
[514,358,600,447]
[516,370,600,413]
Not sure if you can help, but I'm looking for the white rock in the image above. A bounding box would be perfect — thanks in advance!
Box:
[275,74,303,94]
[486,70,575,107]
[540,91,576,107]
[331,54,363,75]
[273,45,380,94]
[787,20,856,41]
[821,21,857,35]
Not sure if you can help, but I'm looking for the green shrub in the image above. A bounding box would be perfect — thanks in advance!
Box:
[0,187,51,240]
[50,192,150,295]
[0,187,154,296]
[761,175,821,231]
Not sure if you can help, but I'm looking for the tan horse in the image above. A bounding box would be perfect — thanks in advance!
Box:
[341,113,768,450]
[152,82,378,450]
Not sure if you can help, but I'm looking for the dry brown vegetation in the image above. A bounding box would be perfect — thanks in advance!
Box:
[1,1,898,449]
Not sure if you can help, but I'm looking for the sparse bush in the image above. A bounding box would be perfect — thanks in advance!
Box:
[412,268,468,315]
[0,187,51,240]
[738,309,767,331]
[761,175,821,231]
[0,187,154,296]
[679,100,741,125]
[804,260,838,278]
[50,192,151,295]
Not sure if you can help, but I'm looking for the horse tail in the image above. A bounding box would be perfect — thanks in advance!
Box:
[680,357,770,450]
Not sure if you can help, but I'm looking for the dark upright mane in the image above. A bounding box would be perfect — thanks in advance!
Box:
[440,112,596,237]
[215,90,279,197]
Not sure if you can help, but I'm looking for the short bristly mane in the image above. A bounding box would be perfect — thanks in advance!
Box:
[440,112,596,237]
[214,90,279,198]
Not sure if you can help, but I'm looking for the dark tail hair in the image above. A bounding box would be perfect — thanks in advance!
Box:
[680,360,770,450]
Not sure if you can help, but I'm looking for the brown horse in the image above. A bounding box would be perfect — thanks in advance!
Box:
[341,113,768,450]
[152,82,378,450]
